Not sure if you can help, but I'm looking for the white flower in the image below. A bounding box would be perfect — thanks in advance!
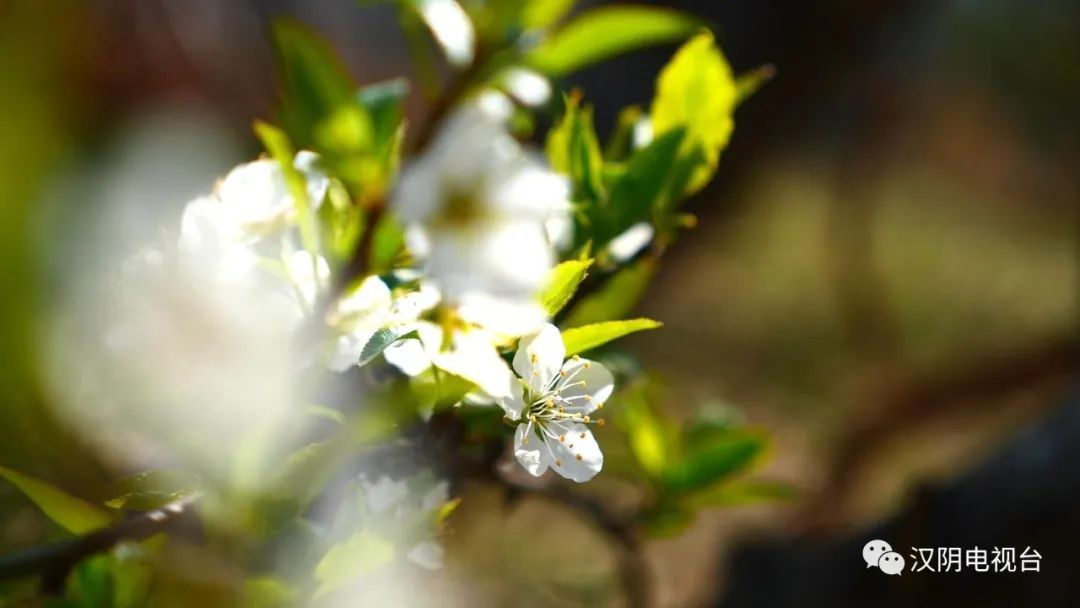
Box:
[391,92,569,309]
[326,280,440,372]
[356,475,449,570]
[177,151,329,284]
[499,324,615,482]
[383,321,514,400]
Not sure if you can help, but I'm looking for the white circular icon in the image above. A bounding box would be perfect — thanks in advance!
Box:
[878,551,905,575]
[862,539,893,568]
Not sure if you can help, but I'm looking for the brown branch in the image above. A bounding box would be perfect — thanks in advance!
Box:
[809,338,1079,526]
[0,494,201,594]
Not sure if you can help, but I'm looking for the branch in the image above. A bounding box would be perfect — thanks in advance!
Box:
[0,494,201,594]
[510,483,652,608]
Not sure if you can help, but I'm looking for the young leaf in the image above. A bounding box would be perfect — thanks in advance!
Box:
[0,465,112,534]
[546,96,605,205]
[539,259,592,315]
[660,429,767,495]
[315,530,396,595]
[690,480,797,507]
[601,127,686,243]
[620,387,673,478]
[521,0,576,30]
[527,6,702,76]
[735,64,776,105]
[401,0,476,67]
[254,121,319,255]
[650,31,737,195]
[272,20,356,147]
[561,318,662,355]
[563,259,656,327]
[358,328,419,368]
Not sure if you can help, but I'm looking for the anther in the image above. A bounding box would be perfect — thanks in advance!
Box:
[576,454,583,461]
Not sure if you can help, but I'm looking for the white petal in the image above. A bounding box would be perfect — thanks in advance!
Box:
[544,421,603,483]
[420,481,450,513]
[456,294,546,338]
[326,329,375,372]
[498,380,528,421]
[557,358,614,415]
[488,157,571,221]
[293,150,329,207]
[384,338,432,377]
[336,276,392,318]
[392,160,441,224]
[500,68,552,107]
[514,423,551,477]
[606,222,654,263]
[513,323,564,394]
[417,0,475,67]
[407,541,444,570]
[432,329,514,399]
[425,221,554,300]
[285,250,330,309]
[362,476,409,513]
[216,159,290,226]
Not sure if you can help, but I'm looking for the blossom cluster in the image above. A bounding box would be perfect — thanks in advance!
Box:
[173,91,617,484]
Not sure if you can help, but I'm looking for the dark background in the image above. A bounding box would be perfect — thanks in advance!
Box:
[1,0,1077,605]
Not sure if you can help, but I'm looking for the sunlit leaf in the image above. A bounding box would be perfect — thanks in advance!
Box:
[561,318,662,355]
[691,480,798,507]
[602,127,685,243]
[650,31,737,195]
[661,429,767,495]
[243,577,297,608]
[0,465,112,534]
[254,121,319,255]
[547,95,605,205]
[620,388,672,478]
[521,0,576,30]
[563,259,656,326]
[272,20,356,147]
[527,6,701,76]
[539,259,592,316]
[735,63,776,105]
[315,530,396,595]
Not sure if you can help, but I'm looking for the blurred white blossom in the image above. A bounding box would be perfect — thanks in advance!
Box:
[392,92,568,336]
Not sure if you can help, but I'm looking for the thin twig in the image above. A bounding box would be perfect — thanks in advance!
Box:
[515,484,652,608]
[0,494,201,594]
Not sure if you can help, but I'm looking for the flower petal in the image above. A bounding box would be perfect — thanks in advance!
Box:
[514,423,551,477]
[543,421,603,483]
[557,358,614,415]
[498,380,528,421]
[513,323,565,394]
[432,328,514,399]
[406,541,444,571]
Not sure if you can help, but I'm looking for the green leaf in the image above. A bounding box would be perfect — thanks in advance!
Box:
[315,530,396,595]
[539,259,592,315]
[561,318,662,355]
[272,20,355,147]
[369,212,406,272]
[546,95,605,205]
[243,577,297,608]
[643,499,695,538]
[735,64,775,105]
[620,385,673,478]
[358,328,419,368]
[521,0,576,30]
[0,465,112,534]
[661,429,767,495]
[527,6,702,76]
[254,121,319,255]
[563,259,656,326]
[601,127,686,243]
[650,31,738,195]
[691,480,797,507]
[102,470,202,511]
